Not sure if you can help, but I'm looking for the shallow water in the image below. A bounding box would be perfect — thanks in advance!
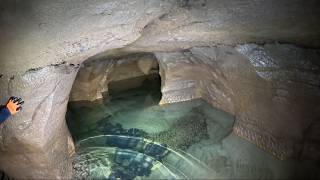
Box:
[67,78,319,179]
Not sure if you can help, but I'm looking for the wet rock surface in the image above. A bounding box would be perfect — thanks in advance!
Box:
[0,0,320,178]
[68,85,234,179]
[150,107,210,151]
[68,81,320,179]
[157,44,320,159]
[235,44,320,159]
[68,43,320,178]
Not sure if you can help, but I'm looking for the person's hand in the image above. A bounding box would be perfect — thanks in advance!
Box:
[6,96,24,115]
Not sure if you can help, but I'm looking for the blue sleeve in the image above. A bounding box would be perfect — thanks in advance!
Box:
[0,106,11,124]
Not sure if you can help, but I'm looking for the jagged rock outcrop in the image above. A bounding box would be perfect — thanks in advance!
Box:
[156,44,320,159]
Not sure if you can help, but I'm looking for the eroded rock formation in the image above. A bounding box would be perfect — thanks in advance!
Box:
[0,0,320,178]
[156,44,320,159]
[0,65,78,178]
[70,53,158,102]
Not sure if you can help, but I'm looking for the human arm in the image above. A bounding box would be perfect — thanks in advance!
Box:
[0,106,11,124]
[0,97,24,124]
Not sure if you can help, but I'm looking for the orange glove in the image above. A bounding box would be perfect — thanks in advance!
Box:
[6,96,24,115]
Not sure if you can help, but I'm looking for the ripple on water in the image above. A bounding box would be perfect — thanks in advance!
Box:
[74,135,215,179]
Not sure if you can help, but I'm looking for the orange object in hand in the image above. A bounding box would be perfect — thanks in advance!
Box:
[6,97,24,115]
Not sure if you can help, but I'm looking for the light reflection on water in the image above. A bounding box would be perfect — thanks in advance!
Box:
[67,79,319,179]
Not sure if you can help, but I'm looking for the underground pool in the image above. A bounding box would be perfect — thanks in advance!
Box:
[66,77,319,179]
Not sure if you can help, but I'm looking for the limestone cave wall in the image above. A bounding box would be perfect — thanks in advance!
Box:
[70,42,320,161]
[0,0,320,179]
[0,65,78,178]
[156,44,320,160]
[69,53,158,102]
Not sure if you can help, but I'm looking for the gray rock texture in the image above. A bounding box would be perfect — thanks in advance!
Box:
[117,0,320,53]
[0,0,173,76]
[0,65,78,179]
[156,44,320,159]
[156,49,235,114]
[0,1,171,178]
[1,0,320,76]
[235,43,320,159]
[69,53,158,102]
[69,59,114,102]
[0,0,320,178]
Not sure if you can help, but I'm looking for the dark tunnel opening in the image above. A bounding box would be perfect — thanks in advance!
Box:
[66,53,162,142]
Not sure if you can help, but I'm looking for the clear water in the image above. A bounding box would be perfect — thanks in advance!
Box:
[67,77,319,179]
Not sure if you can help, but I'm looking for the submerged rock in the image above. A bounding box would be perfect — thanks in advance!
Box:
[156,44,320,159]
[0,0,320,178]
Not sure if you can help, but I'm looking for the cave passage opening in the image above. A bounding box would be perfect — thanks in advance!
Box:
[65,52,238,179]
[64,49,318,179]
[66,53,163,142]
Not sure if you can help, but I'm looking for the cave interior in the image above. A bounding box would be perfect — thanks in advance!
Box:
[0,0,320,179]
